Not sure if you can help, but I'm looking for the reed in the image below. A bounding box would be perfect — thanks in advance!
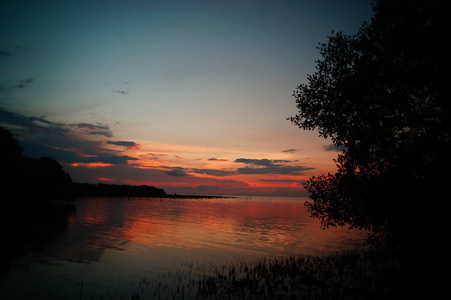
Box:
[69,250,414,299]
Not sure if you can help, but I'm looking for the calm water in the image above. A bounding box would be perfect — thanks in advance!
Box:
[1,196,367,299]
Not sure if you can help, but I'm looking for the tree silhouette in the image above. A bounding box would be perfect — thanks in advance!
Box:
[0,127,23,159]
[0,127,73,202]
[0,128,75,280]
[290,0,449,257]
[36,156,73,200]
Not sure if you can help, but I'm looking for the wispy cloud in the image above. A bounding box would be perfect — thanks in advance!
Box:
[164,167,190,177]
[208,157,228,161]
[15,78,34,89]
[282,148,297,153]
[112,81,130,95]
[235,158,291,166]
[236,165,312,175]
[0,108,132,166]
[107,140,141,150]
[235,157,313,175]
[0,50,12,57]
[73,123,113,137]
[259,179,307,183]
[0,77,35,93]
[1,111,113,138]
[113,89,129,95]
[191,168,235,177]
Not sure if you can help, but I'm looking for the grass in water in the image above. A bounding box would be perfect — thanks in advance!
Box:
[73,250,419,300]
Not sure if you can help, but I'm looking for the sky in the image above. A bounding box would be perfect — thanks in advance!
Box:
[0,0,373,196]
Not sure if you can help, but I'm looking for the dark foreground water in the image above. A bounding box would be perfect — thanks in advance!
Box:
[0,196,367,299]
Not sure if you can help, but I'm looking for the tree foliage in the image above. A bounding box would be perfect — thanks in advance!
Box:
[0,127,23,159]
[290,0,450,252]
[0,127,72,202]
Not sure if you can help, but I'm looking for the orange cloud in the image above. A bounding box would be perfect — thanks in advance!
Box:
[98,177,116,182]
[70,162,114,168]
[126,144,141,150]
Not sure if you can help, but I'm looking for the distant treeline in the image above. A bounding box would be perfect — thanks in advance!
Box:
[72,183,167,198]
[72,183,234,199]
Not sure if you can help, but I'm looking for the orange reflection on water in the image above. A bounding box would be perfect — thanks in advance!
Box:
[69,197,367,264]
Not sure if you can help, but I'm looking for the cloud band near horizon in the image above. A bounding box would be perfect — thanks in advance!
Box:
[1,107,313,196]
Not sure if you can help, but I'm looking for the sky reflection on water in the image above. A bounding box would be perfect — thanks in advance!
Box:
[68,197,366,260]
[1,196,367,299]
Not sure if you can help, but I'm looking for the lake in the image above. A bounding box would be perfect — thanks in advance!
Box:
[0,196,367,299]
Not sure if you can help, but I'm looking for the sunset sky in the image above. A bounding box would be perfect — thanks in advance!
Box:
[1,0,373,196]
